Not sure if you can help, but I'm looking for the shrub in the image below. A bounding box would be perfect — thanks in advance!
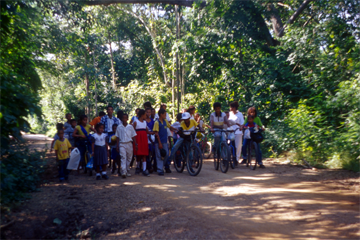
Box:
[0,144,46,206]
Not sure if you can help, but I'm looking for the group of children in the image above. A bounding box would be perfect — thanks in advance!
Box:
[51,101,265,182]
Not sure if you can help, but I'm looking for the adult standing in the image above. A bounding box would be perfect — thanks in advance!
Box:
[229,101,244,165]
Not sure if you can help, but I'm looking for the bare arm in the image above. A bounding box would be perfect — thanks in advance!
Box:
[73,128,86,139]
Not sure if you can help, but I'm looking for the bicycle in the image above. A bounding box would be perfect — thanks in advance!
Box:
[172,129,203,176]
[244,128,263,170]
[196,132,212,159]
[227,139,237,169]
[211,129,234,173]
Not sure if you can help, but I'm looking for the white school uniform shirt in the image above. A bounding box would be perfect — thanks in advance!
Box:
[116,124,137,143]
[210,112,228,129]
[93,133,107,146]
[229,111,244,135]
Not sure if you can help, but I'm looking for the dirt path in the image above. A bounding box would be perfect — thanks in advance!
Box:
[4,135,360,239]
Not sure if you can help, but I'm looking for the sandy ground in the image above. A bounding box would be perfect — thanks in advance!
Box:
[3,135,360,239]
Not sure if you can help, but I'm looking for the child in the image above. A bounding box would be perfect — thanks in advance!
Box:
[210,102,230,157]
[151,108,156,120]
[73,115,95,173]
[50,123,64,152]
[54,129,73,182]
[242,107,265,168]
[145,108,156,173]
[91,123,109,180]
[107,124,120,174]
[90,111,106,128]
[64,119,77,147]
[187,105,196,120]
[244,107,265,130]
[130,108,140,124]
[64,113,72,130]
[171,113,182,143]
[194,113,210,130]
[132,109,154,176]
[64,113,72,131]
[169,112,203,165]
[153,108,178,175]
[116,113,137,178]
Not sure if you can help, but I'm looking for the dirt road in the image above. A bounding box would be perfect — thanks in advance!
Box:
[4,135,360,239]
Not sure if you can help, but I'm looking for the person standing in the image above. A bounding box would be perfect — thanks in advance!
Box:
[153,108,178,175]
[154,103,171,123]
[90,111,106,128]
[100,106,121,167]
[64,113,72,130]
[229,101,244,165]
[100,106,121,135]
[91,123,109,180]
[54,129,73,182]
[187,106,196,120]
[116,113,137,178]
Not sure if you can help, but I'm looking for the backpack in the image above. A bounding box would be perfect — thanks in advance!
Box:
[250,129,264,143]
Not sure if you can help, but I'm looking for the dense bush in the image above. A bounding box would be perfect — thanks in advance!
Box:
[0,145,46,206]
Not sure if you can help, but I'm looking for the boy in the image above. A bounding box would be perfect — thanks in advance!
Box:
[107,124,120,174]
[90,111,106,128]
[151,108,156,120]
[242,115,265,168]
[54,129,73,182]
[210,102,230,157]
[168,112,204,166]
[153,108,177,175]
[64,119,77,146]
[50,123,64,152]
[64,113,72,130]
[116,113,137,178]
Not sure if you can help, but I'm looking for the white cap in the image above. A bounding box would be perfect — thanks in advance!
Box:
[181,112,191,120]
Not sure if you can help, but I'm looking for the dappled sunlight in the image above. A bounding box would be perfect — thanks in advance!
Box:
[128,207,151,213]
[123,182,141,186]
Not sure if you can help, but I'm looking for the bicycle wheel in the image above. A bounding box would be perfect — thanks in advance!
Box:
[219,142,230,173]
[203,141,212,159]
[248,141,257,170]
[173,149,186,173]
[186,145,203,176]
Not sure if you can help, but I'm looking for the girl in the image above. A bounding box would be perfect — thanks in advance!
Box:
[145,108,156,173]
[72,115,95,174]
[229,101,245,165]
[130,108,140,124]
[132,109,154,176]
[242,107,265,168]
[91,123,109,180]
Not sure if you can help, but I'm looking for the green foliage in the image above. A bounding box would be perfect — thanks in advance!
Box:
[0,144,46,205]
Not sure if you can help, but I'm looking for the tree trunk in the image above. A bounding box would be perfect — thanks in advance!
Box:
[84,51,90,119]
[108,34,117,90]
[278,0,313,37]
[93,49,98,117]
[266,3,284,37]
[175,5,180,113]
[120,8,171,87]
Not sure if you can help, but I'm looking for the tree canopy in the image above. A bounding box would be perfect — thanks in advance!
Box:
[1,0,359,170]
